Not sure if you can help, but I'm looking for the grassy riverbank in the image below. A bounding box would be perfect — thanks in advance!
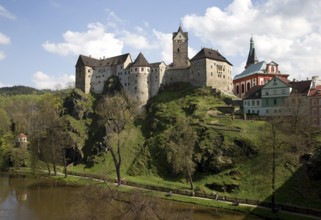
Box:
[5,167,319,220]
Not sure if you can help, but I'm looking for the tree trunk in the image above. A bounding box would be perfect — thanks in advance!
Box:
[109,146,122,186]
[46,161,51,176]
[187,165,194,191]
[62,148,67,178]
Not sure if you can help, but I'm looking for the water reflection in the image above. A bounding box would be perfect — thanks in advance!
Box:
[0,174,262,220]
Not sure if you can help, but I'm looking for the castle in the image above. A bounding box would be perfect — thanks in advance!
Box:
[75,25,233,105]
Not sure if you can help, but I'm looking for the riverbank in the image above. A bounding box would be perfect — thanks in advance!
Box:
[5,168,320,220]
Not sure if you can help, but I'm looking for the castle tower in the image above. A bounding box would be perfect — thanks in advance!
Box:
[172,25,190,68]
[75,55,97,94]
[128,52,150,105]
[245,36,258,69]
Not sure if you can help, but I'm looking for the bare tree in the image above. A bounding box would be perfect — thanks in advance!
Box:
[96,92,136,185]
[165,116,197,190]
[260,118,285,212]
[68,185,194,220]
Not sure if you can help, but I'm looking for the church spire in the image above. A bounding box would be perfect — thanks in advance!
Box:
[245,35,258,69]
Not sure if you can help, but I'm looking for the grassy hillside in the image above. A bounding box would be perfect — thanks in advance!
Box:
[1,84,319,210]
[67,83,321,209]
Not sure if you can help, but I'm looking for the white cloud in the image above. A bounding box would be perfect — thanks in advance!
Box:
[152,30,172,63]
[0,5,15,20]
[0,32,10,45]
[182,0,321,79]
[32,71,75,90]
[121,30,156,50]
[0,81,11,88]
[42,22,124,58]
[0,51,6,60]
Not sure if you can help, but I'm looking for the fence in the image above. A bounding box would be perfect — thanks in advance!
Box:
[66,170,321,218]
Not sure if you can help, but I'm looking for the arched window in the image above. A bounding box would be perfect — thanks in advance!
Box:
[177,48,180,53]
[236,85,239,94]
[247,82,251,91]
[241,84,245,93]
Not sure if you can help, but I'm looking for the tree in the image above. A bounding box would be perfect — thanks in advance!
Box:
[260,118,285,212]
[165,116,197,190]
[96,93,135,185]
[281,94,309,135]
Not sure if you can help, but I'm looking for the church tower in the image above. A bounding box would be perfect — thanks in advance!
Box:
[172,25,190,68]
[245,36,258,69]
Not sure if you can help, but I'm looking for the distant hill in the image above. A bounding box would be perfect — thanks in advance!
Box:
[0,86,45,95]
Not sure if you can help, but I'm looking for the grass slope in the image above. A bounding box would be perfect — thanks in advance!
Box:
[69,83,321,210]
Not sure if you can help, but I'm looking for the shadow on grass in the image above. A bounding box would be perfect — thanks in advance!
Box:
[246,162,321,219]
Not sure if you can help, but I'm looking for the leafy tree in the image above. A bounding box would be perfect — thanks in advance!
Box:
[0,132,15,168]
[165,116,197,190]
[96,92,136,185]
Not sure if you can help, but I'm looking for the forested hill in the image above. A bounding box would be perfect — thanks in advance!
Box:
[0,86,45,95]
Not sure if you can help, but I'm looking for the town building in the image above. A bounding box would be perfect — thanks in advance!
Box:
[75,25,234,106]
[308,76,321,127]
[244,76,312,116]
[233,37,289,98]
[16,133,28,148]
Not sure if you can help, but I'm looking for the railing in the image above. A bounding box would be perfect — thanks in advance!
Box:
[66,170,321,218]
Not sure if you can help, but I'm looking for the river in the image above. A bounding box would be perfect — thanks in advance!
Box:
[0,173,263,220]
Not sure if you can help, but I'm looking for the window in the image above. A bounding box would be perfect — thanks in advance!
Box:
[273,90,277,95]
[236,85,239,94]
[247,82,250,91]
[241,84,245,93]
[252,100,255,106]
[274,98,277,105]
[177,48,180,53]
[141,67,144,71]
[256,100,260,106]
[266,99,269,105]
[312,99,317,106]
[312,108,317,115]
[135,68,137,71]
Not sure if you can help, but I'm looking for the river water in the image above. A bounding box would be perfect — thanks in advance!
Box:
[0,173,263,220]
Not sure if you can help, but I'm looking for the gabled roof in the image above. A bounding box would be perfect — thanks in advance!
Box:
[309,85,321,97]
[289,80,312,96]
[96,53,131,66]
[132,52,150,67]
[75,54,131,68]
[75,55,98,67]
[150,61,166,68]
[190,48,232,66]
[172,25,188,39]
[244,85,263,100]
[234,61,266,80]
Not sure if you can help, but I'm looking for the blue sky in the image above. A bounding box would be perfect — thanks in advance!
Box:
[1,0,321,89]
